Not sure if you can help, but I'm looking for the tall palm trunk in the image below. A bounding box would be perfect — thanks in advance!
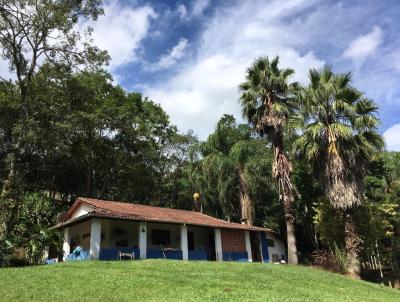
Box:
[325,152,362,276]
[272,135,298,264]
[238,167,253,225]
[344,209,361,277]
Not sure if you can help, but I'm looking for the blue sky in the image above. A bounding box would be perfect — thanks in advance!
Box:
[3,0,400,149]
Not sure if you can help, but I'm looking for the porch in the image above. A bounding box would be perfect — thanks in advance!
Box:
[62,218,219,261]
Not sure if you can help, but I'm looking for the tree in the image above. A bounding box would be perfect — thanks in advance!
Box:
[11,193,62,264]
[239,56,299,264]
[201,115,250,224]
[293,66,383,275]
[0,0,107,243]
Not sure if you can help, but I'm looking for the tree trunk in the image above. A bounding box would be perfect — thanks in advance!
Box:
[282,192,298,264]
[344,209,361,277]
[273,141,299,264]
[238,168,253,225]
[285,211,298,264]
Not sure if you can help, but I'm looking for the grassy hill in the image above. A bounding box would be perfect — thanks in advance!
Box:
[0,260,398,302]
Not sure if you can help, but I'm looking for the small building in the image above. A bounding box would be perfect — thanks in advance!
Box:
[54,197,286,263]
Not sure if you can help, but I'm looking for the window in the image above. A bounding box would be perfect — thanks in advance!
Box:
[188,231,194,251]
[151,229,170,245]
[267,239,275,247]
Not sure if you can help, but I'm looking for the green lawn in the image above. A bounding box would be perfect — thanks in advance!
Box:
[0,260,398,302]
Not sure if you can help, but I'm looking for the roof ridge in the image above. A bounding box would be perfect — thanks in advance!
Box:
[79,197,213,215]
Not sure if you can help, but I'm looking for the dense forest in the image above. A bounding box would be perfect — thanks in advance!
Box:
[0,0,399,286]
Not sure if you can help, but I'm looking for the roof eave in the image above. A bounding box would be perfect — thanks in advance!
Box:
[52,212,273,233]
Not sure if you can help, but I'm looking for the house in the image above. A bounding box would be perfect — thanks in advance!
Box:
[54,197,286,263]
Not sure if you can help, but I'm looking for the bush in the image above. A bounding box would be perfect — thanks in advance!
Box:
[0,239,13,267]
[311,243,347,274]
[8,247,30,267]
[332,243,348,274]
[9,193,63,265]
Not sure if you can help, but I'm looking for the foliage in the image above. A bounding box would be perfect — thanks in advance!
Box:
[9,193,63,264]
[311,243,347,274]
[0,0,108,256]
[197,114,275,225]
[0,65,178,203]
[293,66,383,210]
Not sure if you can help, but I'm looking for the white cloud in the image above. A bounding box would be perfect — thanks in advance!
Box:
[146,38,189,71]
[192,0,210,17]
[177,4,188,20]
[177,0,210,21]
[343,26,383,61]
[383,124,400,151]
[80,0,156,70]
[144,0,324,138]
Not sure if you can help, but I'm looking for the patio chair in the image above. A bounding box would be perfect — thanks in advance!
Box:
[118,250,135,261]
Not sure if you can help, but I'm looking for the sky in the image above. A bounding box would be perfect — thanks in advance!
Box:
[2,0,400,150]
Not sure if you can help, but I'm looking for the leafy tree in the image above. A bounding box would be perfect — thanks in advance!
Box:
[200,115,272,225]
[11,193,62,264]
[239,56,300,264]
[361,154,400,277]
[157,131,199,209]
[293,66,384,275]
[0,0,107,248]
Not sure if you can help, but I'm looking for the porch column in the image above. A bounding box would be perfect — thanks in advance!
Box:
[181,224,188,260]
[63,227,70,260]
[90,218,101,260]
[259,232,264,263]
[139,222,147,259]
[214,228,223,261]
[245,231,252,262]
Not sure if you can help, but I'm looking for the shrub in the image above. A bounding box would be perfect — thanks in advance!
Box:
[311,243,348,274]
[0,239,13,267]
[10,193,63,265]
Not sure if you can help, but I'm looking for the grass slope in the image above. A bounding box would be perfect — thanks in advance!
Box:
[0,260,398,302]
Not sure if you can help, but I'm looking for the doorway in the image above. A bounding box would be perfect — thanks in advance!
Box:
[250,231,262,262]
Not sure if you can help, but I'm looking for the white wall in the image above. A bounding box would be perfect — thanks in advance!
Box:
[214,228,223,261]
[139,222,147,259]
[245,231,252,262]
[266,233,286,262]
[68,220,92,250]
[90,219,101,260]
[62,228,70,260]
[71,204,94,219]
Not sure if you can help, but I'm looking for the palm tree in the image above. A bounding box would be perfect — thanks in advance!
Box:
[239,56,299,264]
[201,115,269,225]
[293,66,384,275]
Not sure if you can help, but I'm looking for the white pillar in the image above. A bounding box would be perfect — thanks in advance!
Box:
[259,232,264,263]
[90,218,101,260]
[63,227,70,261]
[181,224,188,260]
[245,231,252,262]
[214,228,223,261]
[139,222,147,259]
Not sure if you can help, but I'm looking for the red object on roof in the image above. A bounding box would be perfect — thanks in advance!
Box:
[56,197,271,232]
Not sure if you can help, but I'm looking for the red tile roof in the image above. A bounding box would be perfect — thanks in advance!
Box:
[57,197,272,232]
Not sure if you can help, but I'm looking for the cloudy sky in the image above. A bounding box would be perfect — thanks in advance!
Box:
[4,0,400,149]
